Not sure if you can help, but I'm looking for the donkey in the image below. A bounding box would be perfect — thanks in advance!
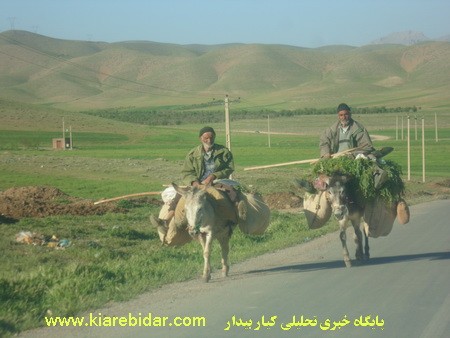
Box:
[172,183,236,282]
[323,174,370,267]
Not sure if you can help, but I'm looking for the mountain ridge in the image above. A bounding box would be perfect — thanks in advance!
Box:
[1,30,449,111]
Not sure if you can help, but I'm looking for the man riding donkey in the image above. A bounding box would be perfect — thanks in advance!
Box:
[298,103,390,193]
[150,126,247,245]
[319,103,391,188]
[298,103,409,237]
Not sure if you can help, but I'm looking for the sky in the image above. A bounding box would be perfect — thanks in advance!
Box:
[2,0,450,48]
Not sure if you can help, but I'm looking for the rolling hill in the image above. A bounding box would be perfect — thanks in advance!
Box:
[1,30,450,111]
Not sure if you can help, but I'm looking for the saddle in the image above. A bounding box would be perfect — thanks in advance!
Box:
[213,180,247,221]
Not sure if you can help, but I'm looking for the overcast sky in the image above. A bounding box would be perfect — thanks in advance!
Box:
[2,0,450,47]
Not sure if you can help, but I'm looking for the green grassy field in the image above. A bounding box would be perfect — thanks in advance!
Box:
[1,110,449,336]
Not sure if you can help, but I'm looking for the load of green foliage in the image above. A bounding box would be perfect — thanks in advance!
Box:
[310,156,405,204]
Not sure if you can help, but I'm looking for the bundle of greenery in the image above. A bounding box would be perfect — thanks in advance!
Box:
[308,156,405,204]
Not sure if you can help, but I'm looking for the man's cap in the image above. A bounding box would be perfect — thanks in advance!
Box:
[337,103,351,112]
[199,126,216,137]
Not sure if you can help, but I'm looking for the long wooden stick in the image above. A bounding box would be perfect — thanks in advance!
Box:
[94,191,162,205]
[244,158,319,171]
[243,146,365,171]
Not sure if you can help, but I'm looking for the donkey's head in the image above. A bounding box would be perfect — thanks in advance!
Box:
[325,175,350,221]
[172,183,213,235]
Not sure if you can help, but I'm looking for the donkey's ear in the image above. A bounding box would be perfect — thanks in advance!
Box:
[172,182,190,196]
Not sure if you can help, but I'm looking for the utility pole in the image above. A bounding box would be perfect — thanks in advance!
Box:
[224,95,232,179]
[422,117,425,182]
[396,116,398,141]
[267,115,271,148]
[407,116,410,181]
[62,118,66,151]
[401,115,404,140]
[414,116,418,141]
[224,95,231,151]
[8,17,16,30]
[435,113,439,142]
[69,126,73,150]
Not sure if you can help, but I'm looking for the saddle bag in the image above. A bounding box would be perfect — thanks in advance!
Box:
[162,196,192,246]
[237,192,271,235]
[396,199,410,225]
[363,197,397,238]
[303,191,332,229]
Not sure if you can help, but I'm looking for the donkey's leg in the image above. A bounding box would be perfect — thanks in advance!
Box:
[363,231,370,260]
[352,219,364,261]
[218,233,230,278]
[339,222,352,267]
[199,232,213,282]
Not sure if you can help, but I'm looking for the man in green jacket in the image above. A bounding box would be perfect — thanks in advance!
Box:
[182,126,234,186]
[320,103,374,158]
[150,127,237,243]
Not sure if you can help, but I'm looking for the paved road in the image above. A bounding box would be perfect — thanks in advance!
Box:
[19,199,450,338]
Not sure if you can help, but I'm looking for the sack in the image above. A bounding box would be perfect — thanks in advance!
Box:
[163,196,192,246]
[363,198,397,238]
[159,186,178,221]
[164,218,192,246]
[396,199,410,225]
[238,193,271,235]
[158,204,171,220]
[303,192,332,229]
[161,186,177,203]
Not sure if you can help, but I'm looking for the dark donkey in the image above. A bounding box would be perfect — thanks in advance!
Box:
[323,174,370,267]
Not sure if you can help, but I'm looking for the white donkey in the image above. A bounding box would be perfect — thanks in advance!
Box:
[173,183,237,282]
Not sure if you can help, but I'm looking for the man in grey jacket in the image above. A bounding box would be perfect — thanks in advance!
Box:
[320,103,374,158]
[318,103,388,189]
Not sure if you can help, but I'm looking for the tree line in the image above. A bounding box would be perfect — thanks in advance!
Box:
[81,105,419,126]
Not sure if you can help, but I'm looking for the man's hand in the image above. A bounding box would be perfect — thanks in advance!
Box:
[201,174,215,186]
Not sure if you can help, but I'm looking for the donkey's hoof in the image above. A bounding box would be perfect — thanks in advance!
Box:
[203,275,211,283]
[222,267,229,278]
[352,259,364,267]
[344,260,352,268]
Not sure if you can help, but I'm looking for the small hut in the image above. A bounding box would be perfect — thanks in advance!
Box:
[52,138,71,150]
